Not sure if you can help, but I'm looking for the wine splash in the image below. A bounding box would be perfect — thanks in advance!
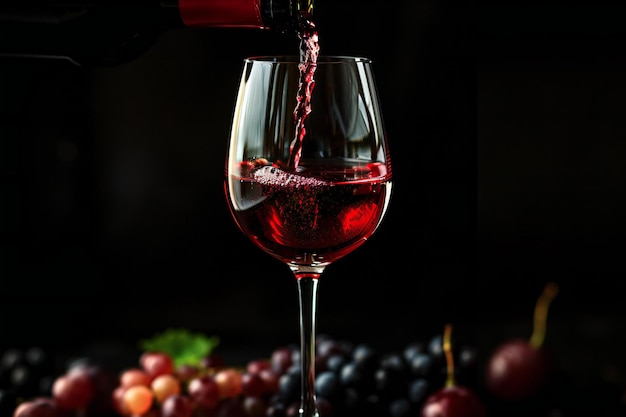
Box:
[287,12,320,170]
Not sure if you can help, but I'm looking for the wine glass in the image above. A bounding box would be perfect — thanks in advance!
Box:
[224,55,392,417]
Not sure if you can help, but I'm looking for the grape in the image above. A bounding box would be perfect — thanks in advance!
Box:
[325,355,346,373]
[112,386,129,415]
[1,347,58,401]
[11,365,37,396]
[23,348,48,368]
[257,368,280,395]
[375,366,407,401]
[140,351,175,380]
[265,401,288,417]
[351,344,378,371]
[2,349,24,371]
[271,347,294,375]
[175,364,200,382]
[214,397,245,417]
[12,397,60,417]
[246,359,272,375]
[51,369,94,410]
[389,397,412,417]
[188,375,220,410]
[484,339,552,401]
[420,386,485,417]
[408,378,429,404]
[277,371,300,404]
[339,361,368,390]
[315,371,341,402]
[119,368,151,388]
[409,353,434,378]
[151,373,181,403]
[201,352,225,369]
[240,372,266,398]
[161,394,193,417]
[122,384,154,415]
[242,396,267,417]
[315,397,333,417]
[403,342,426,363]
[214,368,243,399]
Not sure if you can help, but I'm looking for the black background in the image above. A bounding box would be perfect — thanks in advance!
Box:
[1,1,625,415]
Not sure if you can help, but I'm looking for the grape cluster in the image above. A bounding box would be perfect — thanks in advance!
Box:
[9,333,479,417]
[0,347,59,416]
[273,333,480,417]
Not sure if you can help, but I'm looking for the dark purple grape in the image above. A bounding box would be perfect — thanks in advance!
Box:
[375,367,408,401]
[325,355,346,373]
[24,348,53,374]
[403,342,426,363]
[1,349,24,371]
[11,365,37,396]
[315,371,341,402]
[278,372,300,403]
[317,339,349,359]
[427,336,444,360]
[408,378,429,404]
[379,353,408,374]
[339,362,366,389]
[409,353,434,378]
[389,398,412,417]
[351,344,378,371]
[457,345,478,369]
[266,401,287,417]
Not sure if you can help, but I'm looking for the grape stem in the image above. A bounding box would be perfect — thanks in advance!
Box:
[529,282,559,349]
[443,323,456,388]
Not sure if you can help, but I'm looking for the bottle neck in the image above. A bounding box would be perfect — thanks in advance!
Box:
[179,0,314,32]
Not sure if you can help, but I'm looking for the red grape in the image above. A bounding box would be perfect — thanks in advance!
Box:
[119,368,151,388]
[13,398,60,417]
[122,384,154,415]
[188,375,220,410]
[258,368,280,395]
[140,351,174,379]
[111,386,129,416]
[484,339,552,401]
[176,364,200,382]
[246,359,272,375]
[420,386,485,417]
[52,369,94,410]
[241,372,266,397]
[214,398,245,417]
[271,347,294,374]
[201,352,225,369]
[214,368,243,399]
[151,373,181,403]
[485,283,558,402]
[161,394,193,417]
[242,396,268,417]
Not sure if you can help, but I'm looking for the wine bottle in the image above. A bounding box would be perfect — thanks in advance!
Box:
[0,0,314,66]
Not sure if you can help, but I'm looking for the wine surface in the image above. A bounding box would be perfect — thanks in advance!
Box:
[227,164,391,267]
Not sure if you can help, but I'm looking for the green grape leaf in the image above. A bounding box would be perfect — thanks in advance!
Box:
[139,328,220,367]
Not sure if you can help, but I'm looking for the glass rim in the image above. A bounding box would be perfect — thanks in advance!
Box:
[244,55,372,64]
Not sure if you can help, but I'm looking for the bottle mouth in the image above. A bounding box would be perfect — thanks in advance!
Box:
[244,56,372,64]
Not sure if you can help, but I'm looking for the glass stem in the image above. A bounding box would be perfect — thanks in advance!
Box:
[295,273,320,417]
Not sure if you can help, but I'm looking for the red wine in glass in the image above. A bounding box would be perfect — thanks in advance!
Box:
[225,43,392,417]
